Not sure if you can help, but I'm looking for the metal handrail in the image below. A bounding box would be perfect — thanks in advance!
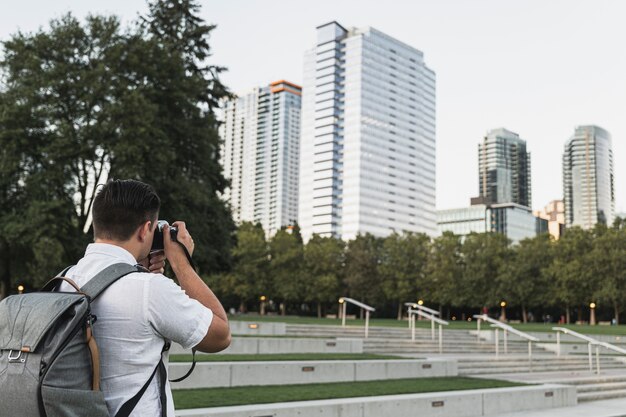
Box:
[338,297,375,338]
[552,327,596,344]
[341,297,375,312]
[474,315,538,367]
[474,315,539,342]
[553,327,626,374]
[411,309,448,325]
[595,341,626,355]
[404,302,440,316]
[408,308,448,353]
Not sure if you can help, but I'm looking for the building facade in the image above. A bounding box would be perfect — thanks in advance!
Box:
[474,128,531,208]
[533,200,565,240]
[562,125,615,229]
[220,80,301,235]
[437,203,543,244]
[299,21,437,242]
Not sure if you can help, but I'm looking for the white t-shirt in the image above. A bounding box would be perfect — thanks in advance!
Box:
[60,243,213,417]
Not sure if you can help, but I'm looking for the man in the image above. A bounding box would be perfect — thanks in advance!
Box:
[60,179,230,416]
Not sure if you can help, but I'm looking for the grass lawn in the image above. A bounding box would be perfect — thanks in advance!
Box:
[229,314,626,336]
[173,377,525,409]
[170,353,403,362]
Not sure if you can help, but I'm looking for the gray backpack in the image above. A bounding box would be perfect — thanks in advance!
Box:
[0,263,169,417]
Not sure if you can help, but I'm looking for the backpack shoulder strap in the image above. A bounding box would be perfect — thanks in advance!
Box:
[81,263,146,300]
[56,265,74,277]
[115,342,169,417]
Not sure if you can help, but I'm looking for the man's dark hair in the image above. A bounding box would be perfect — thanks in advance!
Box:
[92,179,161,241]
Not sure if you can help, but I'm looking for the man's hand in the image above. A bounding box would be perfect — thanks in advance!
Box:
[138,250,166,274]
[164,221,195,271]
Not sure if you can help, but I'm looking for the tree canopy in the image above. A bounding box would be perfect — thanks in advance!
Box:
[0,0,234,298]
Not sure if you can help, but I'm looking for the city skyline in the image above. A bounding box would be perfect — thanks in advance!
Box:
[2,0,624,213]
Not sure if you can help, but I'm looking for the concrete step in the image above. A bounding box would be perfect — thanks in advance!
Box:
[458,358,621,368]
[460,364,625,375]
[577,381,626,393]
[578,388,626,402]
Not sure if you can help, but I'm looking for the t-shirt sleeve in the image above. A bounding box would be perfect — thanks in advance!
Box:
[145,275,213,350]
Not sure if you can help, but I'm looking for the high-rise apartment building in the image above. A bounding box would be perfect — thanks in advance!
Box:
[563,125,615,229]
[220,80,301,236]
[299,22,436,241]
[473,128,531,208]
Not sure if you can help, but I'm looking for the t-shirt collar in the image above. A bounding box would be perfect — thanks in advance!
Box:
[84,243,138,265]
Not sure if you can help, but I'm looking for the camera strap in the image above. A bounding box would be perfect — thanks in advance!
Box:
[175,240,197,271]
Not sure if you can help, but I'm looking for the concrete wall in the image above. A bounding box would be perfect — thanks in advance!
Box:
[170,337,363,355]
[176,384,576,417]
[228,321,286,335]
[170,358,457,389]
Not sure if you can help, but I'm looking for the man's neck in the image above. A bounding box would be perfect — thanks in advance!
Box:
[94,238,140,261]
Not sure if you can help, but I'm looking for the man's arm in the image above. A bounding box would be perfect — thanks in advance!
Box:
[163,222,231,353]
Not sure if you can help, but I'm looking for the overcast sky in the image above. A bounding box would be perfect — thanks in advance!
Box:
[2,0,624,213]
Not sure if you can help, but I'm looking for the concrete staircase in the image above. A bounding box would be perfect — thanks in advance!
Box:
[286,323,626,403]
[576,376,626,402]
[286,324,544,355]
[457,356,625,375]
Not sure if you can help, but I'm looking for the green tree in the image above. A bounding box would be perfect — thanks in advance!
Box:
[461,233,511,312]
[269,226,305,315]
[547,227,595,323]
[344,234,383,311]
[500,234,554,322]
[217,222,268,312]
[424,232,464,316]
[0,1,234,299]
[303,235,345,318]
[109,0,235,273]
[0,14,125,297]
[379,232,430,320]
[590,227,626,324]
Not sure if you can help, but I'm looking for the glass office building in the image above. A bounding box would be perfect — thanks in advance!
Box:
[476,128,531,208]
[437,203,543,244]
[220,81,302,236]
[562,125,615,229]
[299,22,436,241]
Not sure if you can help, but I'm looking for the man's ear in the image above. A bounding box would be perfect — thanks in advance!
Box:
[138,220,153,242]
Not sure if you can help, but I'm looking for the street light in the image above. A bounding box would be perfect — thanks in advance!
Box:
[417,300,424,306]
[259,295,267,315]
[338,298,346,326]
[590,302,596,326]
[17,285,24,294]
[500,301,507,322]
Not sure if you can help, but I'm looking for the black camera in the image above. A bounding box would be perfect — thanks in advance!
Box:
[151,220,178,252]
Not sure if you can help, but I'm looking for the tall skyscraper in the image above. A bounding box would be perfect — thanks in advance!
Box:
[563,125,615,229]
[474,128,531,208]
[299,22,436,242]
[220,80,301,236]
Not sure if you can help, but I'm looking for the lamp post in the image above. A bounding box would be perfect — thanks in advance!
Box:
[259,295,267,315]
[339,298,346,327]
[500,301,507,322]
[17,285,24,294]
[590,302,596,326]
[417,300,424,320]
